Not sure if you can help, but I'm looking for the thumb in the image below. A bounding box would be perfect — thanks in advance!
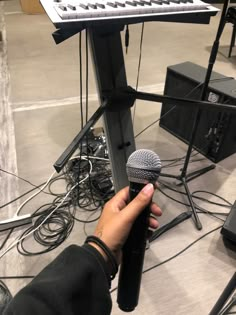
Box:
[120,183,154,223]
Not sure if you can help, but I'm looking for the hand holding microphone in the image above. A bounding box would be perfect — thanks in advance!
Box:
[90,149,161,311]
[92,180,161,265]
[117,149,162,312]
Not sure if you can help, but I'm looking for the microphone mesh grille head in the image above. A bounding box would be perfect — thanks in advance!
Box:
[126,149,161,183]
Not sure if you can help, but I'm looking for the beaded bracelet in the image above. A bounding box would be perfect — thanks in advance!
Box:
[85,235,118,280]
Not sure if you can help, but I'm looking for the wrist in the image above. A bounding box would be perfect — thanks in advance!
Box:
[85,236,118,280]
[88,242,108,262]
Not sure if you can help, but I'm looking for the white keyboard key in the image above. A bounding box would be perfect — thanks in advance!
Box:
[104,5,125,17]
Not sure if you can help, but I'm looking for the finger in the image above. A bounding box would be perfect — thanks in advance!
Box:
[149,216,159,229]
[154,182,159,189]
[120,183,154,223]
[108,186,129,211]
[150,203,162,217]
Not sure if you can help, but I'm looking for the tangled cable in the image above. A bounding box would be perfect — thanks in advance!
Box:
[14,155,113,256]
[17,202,74,256]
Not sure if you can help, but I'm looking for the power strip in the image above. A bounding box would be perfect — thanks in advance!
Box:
[0,214,32,232]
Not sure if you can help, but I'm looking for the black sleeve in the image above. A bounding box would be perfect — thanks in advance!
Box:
[4,244,112,315]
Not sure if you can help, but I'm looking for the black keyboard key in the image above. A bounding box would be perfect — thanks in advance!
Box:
[126,1,137,6]
[134,0,144,5]
[107,1,117,7]
[96,2,106,8]
[115,1,126,7]
[140,0,152,5]
[59,5,67,11]
[79,4,89,9]
[88,3,97,9]
[151,0,162,5]
[68,4,76,10]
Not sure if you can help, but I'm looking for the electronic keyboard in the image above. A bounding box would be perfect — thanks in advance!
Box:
[40,0,219,28]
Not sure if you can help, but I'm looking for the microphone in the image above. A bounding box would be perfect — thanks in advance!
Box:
[117,149,161,312]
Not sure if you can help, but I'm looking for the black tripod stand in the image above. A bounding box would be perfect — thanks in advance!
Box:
[174,0,231,230]
[129,0,231,230]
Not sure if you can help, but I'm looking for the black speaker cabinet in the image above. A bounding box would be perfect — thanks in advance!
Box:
[160,62,236,163]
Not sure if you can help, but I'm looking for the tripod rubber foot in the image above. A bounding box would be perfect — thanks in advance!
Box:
[195,220,202,230]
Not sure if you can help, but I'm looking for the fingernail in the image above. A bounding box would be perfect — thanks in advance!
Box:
[142,183,154,196]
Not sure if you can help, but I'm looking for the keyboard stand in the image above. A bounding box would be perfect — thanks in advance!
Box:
[88,25,136,191]
[54,25,136,192]
[44,0,219,194]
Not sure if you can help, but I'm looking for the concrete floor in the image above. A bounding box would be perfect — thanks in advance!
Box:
[0,0,236,314]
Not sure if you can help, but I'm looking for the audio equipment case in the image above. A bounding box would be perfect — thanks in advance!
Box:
[160,62,236,163]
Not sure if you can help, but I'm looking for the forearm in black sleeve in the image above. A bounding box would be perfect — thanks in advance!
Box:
[4,244,112,315]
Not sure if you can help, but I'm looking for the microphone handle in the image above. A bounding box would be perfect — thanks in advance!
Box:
[117,182,151,312]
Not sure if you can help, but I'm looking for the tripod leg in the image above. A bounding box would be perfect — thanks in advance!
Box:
[177,0,230,230]
[228,23,236,58]
[185,164,215,180]
[176,164,216,186]
[182,177,202,230]
[209,273,236,315]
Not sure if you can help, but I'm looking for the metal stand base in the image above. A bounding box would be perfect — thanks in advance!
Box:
[160,164,216,230]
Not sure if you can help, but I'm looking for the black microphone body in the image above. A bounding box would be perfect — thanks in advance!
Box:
[117,182,150,312]
[117,149,161,312]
